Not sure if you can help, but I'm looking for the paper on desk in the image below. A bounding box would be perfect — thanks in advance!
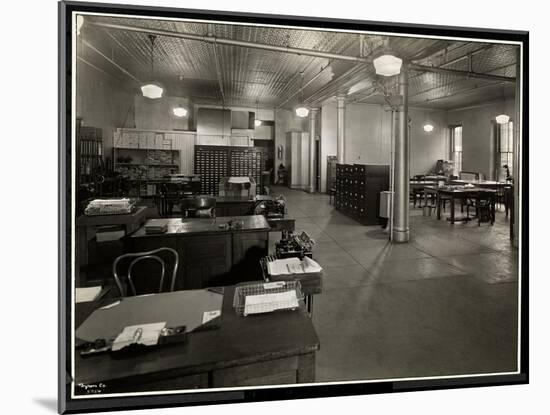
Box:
[202,310,221,324]
[244,290,299,315]
[302,256,323,273]
[228,176,250,184]
[111,322,166,351]
[267,257,322,275]
[75,286,102,303]
[267,257,301,275]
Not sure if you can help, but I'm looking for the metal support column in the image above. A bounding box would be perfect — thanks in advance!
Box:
[336,95,346,163]
[392,64,410,243]
[308,108,319,193]
[512,48,521,247]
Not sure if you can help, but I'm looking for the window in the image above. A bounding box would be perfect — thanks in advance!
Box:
[496,121,514,181]
[450,125,463,176]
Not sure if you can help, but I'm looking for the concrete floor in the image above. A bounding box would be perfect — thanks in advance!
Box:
[268,186,519,382]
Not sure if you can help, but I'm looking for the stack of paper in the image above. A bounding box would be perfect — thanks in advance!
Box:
[244,291,299,315]
[145,219,169,234]
[267,257,323,276]
[111,322,166,351]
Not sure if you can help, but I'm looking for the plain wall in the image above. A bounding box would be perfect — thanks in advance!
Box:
[446,99,515,179]
[76,61,135,163]
[274,109,308,180]
[320,102,393,192]
[134,95,190,131]
[409,108,448,176]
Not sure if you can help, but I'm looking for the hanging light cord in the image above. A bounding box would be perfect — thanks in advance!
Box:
[148,34,156,80]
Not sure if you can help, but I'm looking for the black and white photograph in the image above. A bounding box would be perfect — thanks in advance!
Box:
[56,0,532,413]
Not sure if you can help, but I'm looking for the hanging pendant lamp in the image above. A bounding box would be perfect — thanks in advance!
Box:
[373,53,402,77]
[295,72,309,118]
[255,100,262,127]
[141,35,164,99]
[172,76,188,117]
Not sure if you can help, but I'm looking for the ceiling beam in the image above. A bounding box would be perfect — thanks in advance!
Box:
[409,63,516,83]
[88,21,370,64]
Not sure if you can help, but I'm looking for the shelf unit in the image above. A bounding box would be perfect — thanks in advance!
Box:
[113,129,181,197]
[78,125,103,184]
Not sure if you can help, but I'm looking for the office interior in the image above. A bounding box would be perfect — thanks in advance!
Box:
[73,14,521,394]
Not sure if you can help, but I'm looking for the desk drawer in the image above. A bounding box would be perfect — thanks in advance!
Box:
[212,356,298,387]
[105,373,209,393]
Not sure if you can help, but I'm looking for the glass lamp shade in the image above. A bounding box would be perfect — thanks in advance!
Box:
[254,119,262,127]
[141,83,164,99]
[295,107,309,118]
[495,114,510,124]
[373,54,403,76]
[173,106,188,117]
[423,124,434,132]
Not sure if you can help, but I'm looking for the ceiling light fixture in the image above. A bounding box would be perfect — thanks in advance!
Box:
[495,114,510,124]
[295,72,309,118]
[141,35,163,99]
[173,106,188,117]
[255,100,262,127]
[172,76,188,118]
[423,124,434,132]
[373,53,403,77]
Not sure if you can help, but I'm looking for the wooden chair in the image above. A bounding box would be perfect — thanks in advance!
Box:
[466,192,494,226]
[181,196,216,218]
[112,247,179,297]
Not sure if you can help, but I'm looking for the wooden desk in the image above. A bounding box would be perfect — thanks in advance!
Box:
[424,186,496,224]
[76,206,149,284]
[74,286,319,394]
[127,216,270,290]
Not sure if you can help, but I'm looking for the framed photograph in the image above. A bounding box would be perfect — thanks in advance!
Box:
[59,1,529,413]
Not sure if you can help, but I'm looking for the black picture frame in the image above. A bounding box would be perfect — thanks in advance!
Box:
[59,1,529,413]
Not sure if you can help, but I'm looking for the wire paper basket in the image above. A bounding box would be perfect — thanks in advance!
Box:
[233,281,304,317]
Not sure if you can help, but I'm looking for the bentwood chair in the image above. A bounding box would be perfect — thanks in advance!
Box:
[112,247,179,297]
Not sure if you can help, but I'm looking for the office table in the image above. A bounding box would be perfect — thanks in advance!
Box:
[73,286,320,394]
[127,215,270,290]
[424,186,496,224]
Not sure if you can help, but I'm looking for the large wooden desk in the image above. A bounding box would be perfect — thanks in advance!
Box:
[424,186,496,224]
[127,215,270,290]
[74,286,319,394]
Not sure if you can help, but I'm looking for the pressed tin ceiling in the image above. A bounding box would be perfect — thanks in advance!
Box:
[77,15,519,111]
